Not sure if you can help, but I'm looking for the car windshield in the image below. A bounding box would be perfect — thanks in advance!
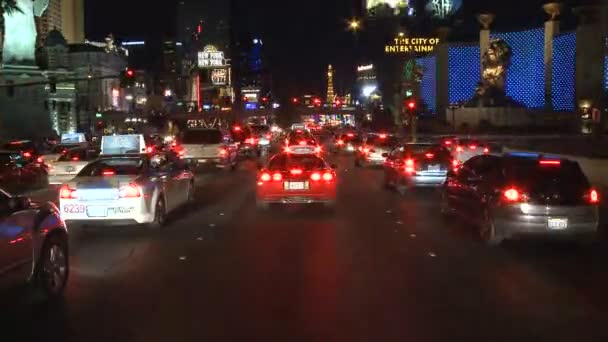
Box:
[505,159,589,188]
[406,144,448,154]
[181,130,223,144]
[77,158,145,177]
[268,154,325,171]
[250,125,269,134]
[288,135,316,145]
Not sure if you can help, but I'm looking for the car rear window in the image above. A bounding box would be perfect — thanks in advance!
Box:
[366,136,399,147]
[250,125,269,134]
[289,135,316,146]
[268,155,325,171]
[78,158,145,177]
[181,130,223,144]
[406,144,449,155]
[505,159,589,188]
[341,134,360,142]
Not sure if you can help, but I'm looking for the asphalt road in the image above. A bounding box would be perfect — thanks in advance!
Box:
[4,152,608,341]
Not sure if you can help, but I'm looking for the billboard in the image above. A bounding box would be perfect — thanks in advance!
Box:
[198,45,225,68]
[367,0,410,16]
[211,68,228,85]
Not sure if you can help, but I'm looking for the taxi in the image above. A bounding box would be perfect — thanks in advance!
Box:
[59,135,194,229]
[256,145,337,209]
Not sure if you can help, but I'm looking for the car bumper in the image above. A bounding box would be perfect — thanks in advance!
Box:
[49,174,77,184]
[257,194,336,204]
[186,157,230,168]
[493,205,599,239]
[405,173,447,187]
[60,199,153,225]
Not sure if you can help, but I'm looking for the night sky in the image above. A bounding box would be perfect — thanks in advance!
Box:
[85,0,591,98]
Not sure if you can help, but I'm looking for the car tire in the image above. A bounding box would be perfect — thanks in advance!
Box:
[480,208,503,246]
[148,196,167,230]
[34,233,69,299]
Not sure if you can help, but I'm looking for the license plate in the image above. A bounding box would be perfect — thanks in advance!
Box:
[284,182,307,190]
[548,217,568,230]
[86,206,107,217]
[427,164,440,171]
[198,159,207,163]
[63,204,85,214]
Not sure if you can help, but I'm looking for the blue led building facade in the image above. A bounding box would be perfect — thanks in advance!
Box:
[416,56,436,113]
[448,45,480,104]
[551,33,576,111]
[492,28,545,108]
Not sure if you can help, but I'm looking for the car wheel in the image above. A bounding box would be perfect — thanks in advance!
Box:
[35,233,69,299]
[149,196,166,229]
[480,208,503,246]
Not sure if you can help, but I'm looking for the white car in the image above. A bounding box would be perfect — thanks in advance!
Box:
[177,129,238,169]
[59,152,194,228]
[47,147,100,185]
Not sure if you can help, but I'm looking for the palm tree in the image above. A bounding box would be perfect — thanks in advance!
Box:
[0,0,22,63]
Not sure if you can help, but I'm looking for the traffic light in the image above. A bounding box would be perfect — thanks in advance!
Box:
[407,100,416,110]
[313,98,322,106]
[292,97,299,104]
[120,68,135,88]
[261,97,268,103]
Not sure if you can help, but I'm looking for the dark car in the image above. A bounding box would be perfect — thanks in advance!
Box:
[0,151,49,193]
[440,153,600,245]
[0,190,69,299]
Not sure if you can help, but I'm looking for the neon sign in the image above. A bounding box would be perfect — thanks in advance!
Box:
[385,37,440,54]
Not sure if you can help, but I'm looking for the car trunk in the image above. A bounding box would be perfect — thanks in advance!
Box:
[72,176,137,201]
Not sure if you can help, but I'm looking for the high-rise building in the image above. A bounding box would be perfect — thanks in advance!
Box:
[61,0,85,43]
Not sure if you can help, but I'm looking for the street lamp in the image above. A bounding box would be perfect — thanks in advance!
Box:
[348,18,361,32]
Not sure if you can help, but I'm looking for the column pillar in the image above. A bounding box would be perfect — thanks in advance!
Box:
[543,3,562,111]
[477,13,495,76]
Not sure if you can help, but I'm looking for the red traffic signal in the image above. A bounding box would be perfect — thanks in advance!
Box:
[262,97,268,102]
[292,97,299,103]
[407,101,416,110]
[126,69,134,77]
[313,98,322,106]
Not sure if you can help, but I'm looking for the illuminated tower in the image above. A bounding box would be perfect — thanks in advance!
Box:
[326,64,335,103]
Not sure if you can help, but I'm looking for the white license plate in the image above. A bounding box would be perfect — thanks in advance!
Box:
[548,218,568,230]
[427,165,440,171]
[285,182,306,190]
[86,206,107,217]
[198,159,207,163]
[63,204,85,214]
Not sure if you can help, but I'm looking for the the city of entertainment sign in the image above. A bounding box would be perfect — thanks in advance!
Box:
[385,37,441,54]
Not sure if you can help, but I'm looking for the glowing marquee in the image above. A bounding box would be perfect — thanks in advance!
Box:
[426,0,461,19]
[367,0,409,16]
[385,37,440,54]
[198,45,225,68]
[357,64,374,72]
[211,69,228,85]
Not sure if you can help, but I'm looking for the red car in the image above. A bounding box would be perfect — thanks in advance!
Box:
[256,152,336,209]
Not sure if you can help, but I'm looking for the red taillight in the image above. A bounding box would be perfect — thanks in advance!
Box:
[102,170,115,176]
[337,139,344,145]
[219,148,227,156]
[233,126,241,132]
[347,133,354,137]
[290,169,303,175]
[284,146,292,153]
[456,146,463,152]
[315,146,322,153]
[310,172,321,181]
[59,184,77,199]
[178,150,185,156]
[72,157,80,161]
[23,152,32,158]
[425,153,434,159]
[260,173,271,182]
[469,145,477,150]
[299,140,307,145]
[119,183,141,198]
[539,160,560,166]
[272,173,283,181]
[483,147,489,153]
[171,142,177,147]
[363,147,370,154]
[451,159,460,167]
[146,146,154,153]
[589,189,599,204]
[405,158,415,173]
[444,140,452,146]
[265,134,271,139]
[503,188,520,202]
[322,172,334,181]
[379,134,387,139]
[36,157,43,163]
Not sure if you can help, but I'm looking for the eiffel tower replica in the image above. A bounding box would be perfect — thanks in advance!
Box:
[326,64,335,104]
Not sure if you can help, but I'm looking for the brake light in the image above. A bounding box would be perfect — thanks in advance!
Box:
[23,152,32,158]
[539,160,560,166]
[260,173,271,182]
[272,173,283,181]
[456,146,463,152]
[483,147,490,154]
[265,134,271,139]
[337,139,344,145]
[290,169,303,175]
[315,146,322,153]
[146,146,154,153]
[469,145,477,150]
[322,172,334,181]
[310,172,321,181]
[379,134,387,139]
[171,142,177,147]
[178,150,185,156]
[299,140,307,145]
[72,157,80,161]
[452,159,460,167]
[284,146,292,153]
[363,147,370,154]
[119,183,141,198]
[233,126,241,132]
[347,133,354,137]
[219,148,227,156]
[405,158,415,173]
[36,157,43,163]
[503,188,520,202]
[589,189,599,204]
[444,140,452,146]
[425,153,434,159]
[102,170,115,176]
[59,184,77,199]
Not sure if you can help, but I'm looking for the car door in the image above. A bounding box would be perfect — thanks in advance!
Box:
[0,194,33,290]
[384,146,404,184]
[167,153,192,207]
[459,155,499,220]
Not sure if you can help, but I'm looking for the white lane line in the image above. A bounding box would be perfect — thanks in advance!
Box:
[208,223,216,228]
[410,233,416,238]
[427,252,437,258]
[179,256,187,261]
